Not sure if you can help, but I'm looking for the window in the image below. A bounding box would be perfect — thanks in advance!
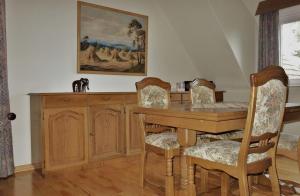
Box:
[280,5,300,86]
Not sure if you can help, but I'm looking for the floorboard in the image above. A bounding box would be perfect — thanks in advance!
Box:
[0,154,299,196]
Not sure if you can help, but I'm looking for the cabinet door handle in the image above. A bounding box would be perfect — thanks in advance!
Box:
[90,132,95,136]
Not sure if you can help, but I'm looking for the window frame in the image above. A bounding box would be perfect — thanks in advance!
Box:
[279,5,300,86]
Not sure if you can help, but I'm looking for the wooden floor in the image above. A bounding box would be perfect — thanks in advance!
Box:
[0,154,299,196]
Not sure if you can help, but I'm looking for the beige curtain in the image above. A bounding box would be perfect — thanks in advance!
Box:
[0,0,14,178]
[258,11,279,71]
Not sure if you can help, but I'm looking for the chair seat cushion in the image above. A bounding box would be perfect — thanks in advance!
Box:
[278,133,299,151]
[196,130,243,145]
[145,132,179,150]
[184,140,267,166]
[200,130,244,140]
[196,135,211,145]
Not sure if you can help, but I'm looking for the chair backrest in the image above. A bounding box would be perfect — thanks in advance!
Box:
[190,78,216,104]
[135,77,171,107]
[239,66,288,167]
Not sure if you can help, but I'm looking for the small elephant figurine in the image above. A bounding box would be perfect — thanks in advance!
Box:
[81,78,89,92]
[72,78,89,92]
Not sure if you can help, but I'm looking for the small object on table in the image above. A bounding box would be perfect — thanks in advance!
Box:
[184,81,192,91]
[72,78,89,92]
[176,82,185,92]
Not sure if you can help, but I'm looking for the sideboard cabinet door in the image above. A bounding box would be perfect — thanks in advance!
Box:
[44,107,88,171]
[125,105,142,155]
[89,105,125,161]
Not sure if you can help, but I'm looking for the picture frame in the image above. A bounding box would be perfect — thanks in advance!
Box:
[77,1,148,76]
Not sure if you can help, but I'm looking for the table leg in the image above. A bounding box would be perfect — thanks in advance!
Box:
[177,128,196,195]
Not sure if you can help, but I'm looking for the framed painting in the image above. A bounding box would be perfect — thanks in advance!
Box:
[77,1,148,76]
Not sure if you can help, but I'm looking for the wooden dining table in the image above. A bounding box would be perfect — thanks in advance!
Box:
[133,102,300,195]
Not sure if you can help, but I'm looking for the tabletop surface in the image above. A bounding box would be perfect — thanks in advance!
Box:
[133,102,300,122]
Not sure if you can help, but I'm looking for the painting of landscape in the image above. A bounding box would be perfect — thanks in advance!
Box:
[77,2,148,75]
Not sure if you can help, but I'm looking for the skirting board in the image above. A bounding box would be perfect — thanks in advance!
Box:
[14,162,42,174]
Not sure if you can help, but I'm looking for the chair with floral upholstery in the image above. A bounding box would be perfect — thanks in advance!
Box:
[185,66,288,196]
[136,77,179,196]
[190,79,243,143]
[190,78,216,104]
[191,78,244,193]
[277,133,300,192]
[278,133,300,172]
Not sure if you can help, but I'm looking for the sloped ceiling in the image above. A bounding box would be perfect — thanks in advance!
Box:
[241,0,262,16]
[155,0,258,89]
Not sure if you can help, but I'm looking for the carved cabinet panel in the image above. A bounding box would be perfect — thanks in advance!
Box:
[44,107,88,171]
[125,105,142,155]
[89,105,125,161]
[30,91,224,172]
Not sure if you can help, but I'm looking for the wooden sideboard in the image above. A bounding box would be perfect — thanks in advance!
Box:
[29,91,224,172]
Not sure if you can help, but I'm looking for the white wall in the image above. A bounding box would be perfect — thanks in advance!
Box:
[6,0,200,166]
[210,0,256,81]
[156,0,248,90]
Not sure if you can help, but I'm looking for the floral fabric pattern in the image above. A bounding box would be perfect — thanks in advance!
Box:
[278,133,299,151]
[140,85,168,107]
[199,130,244,140]
[145,132,179,150]
[252,79,287,136]
[196,134,211,145]
[191,86,215,104]
[0,0,14,178]
[185,140,267,166]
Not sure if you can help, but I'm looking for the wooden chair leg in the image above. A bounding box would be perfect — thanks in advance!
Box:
[248,176,253,193]
[298,156,300,174]
[187,157,196,196]
[268,161,280,196]
[238,174,249,196]
[221,173,230,196]
[200,167,208,193]
[140,150,148,187]
[165,157,175,196]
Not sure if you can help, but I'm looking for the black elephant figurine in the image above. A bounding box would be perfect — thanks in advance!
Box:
[72,78,89,92]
